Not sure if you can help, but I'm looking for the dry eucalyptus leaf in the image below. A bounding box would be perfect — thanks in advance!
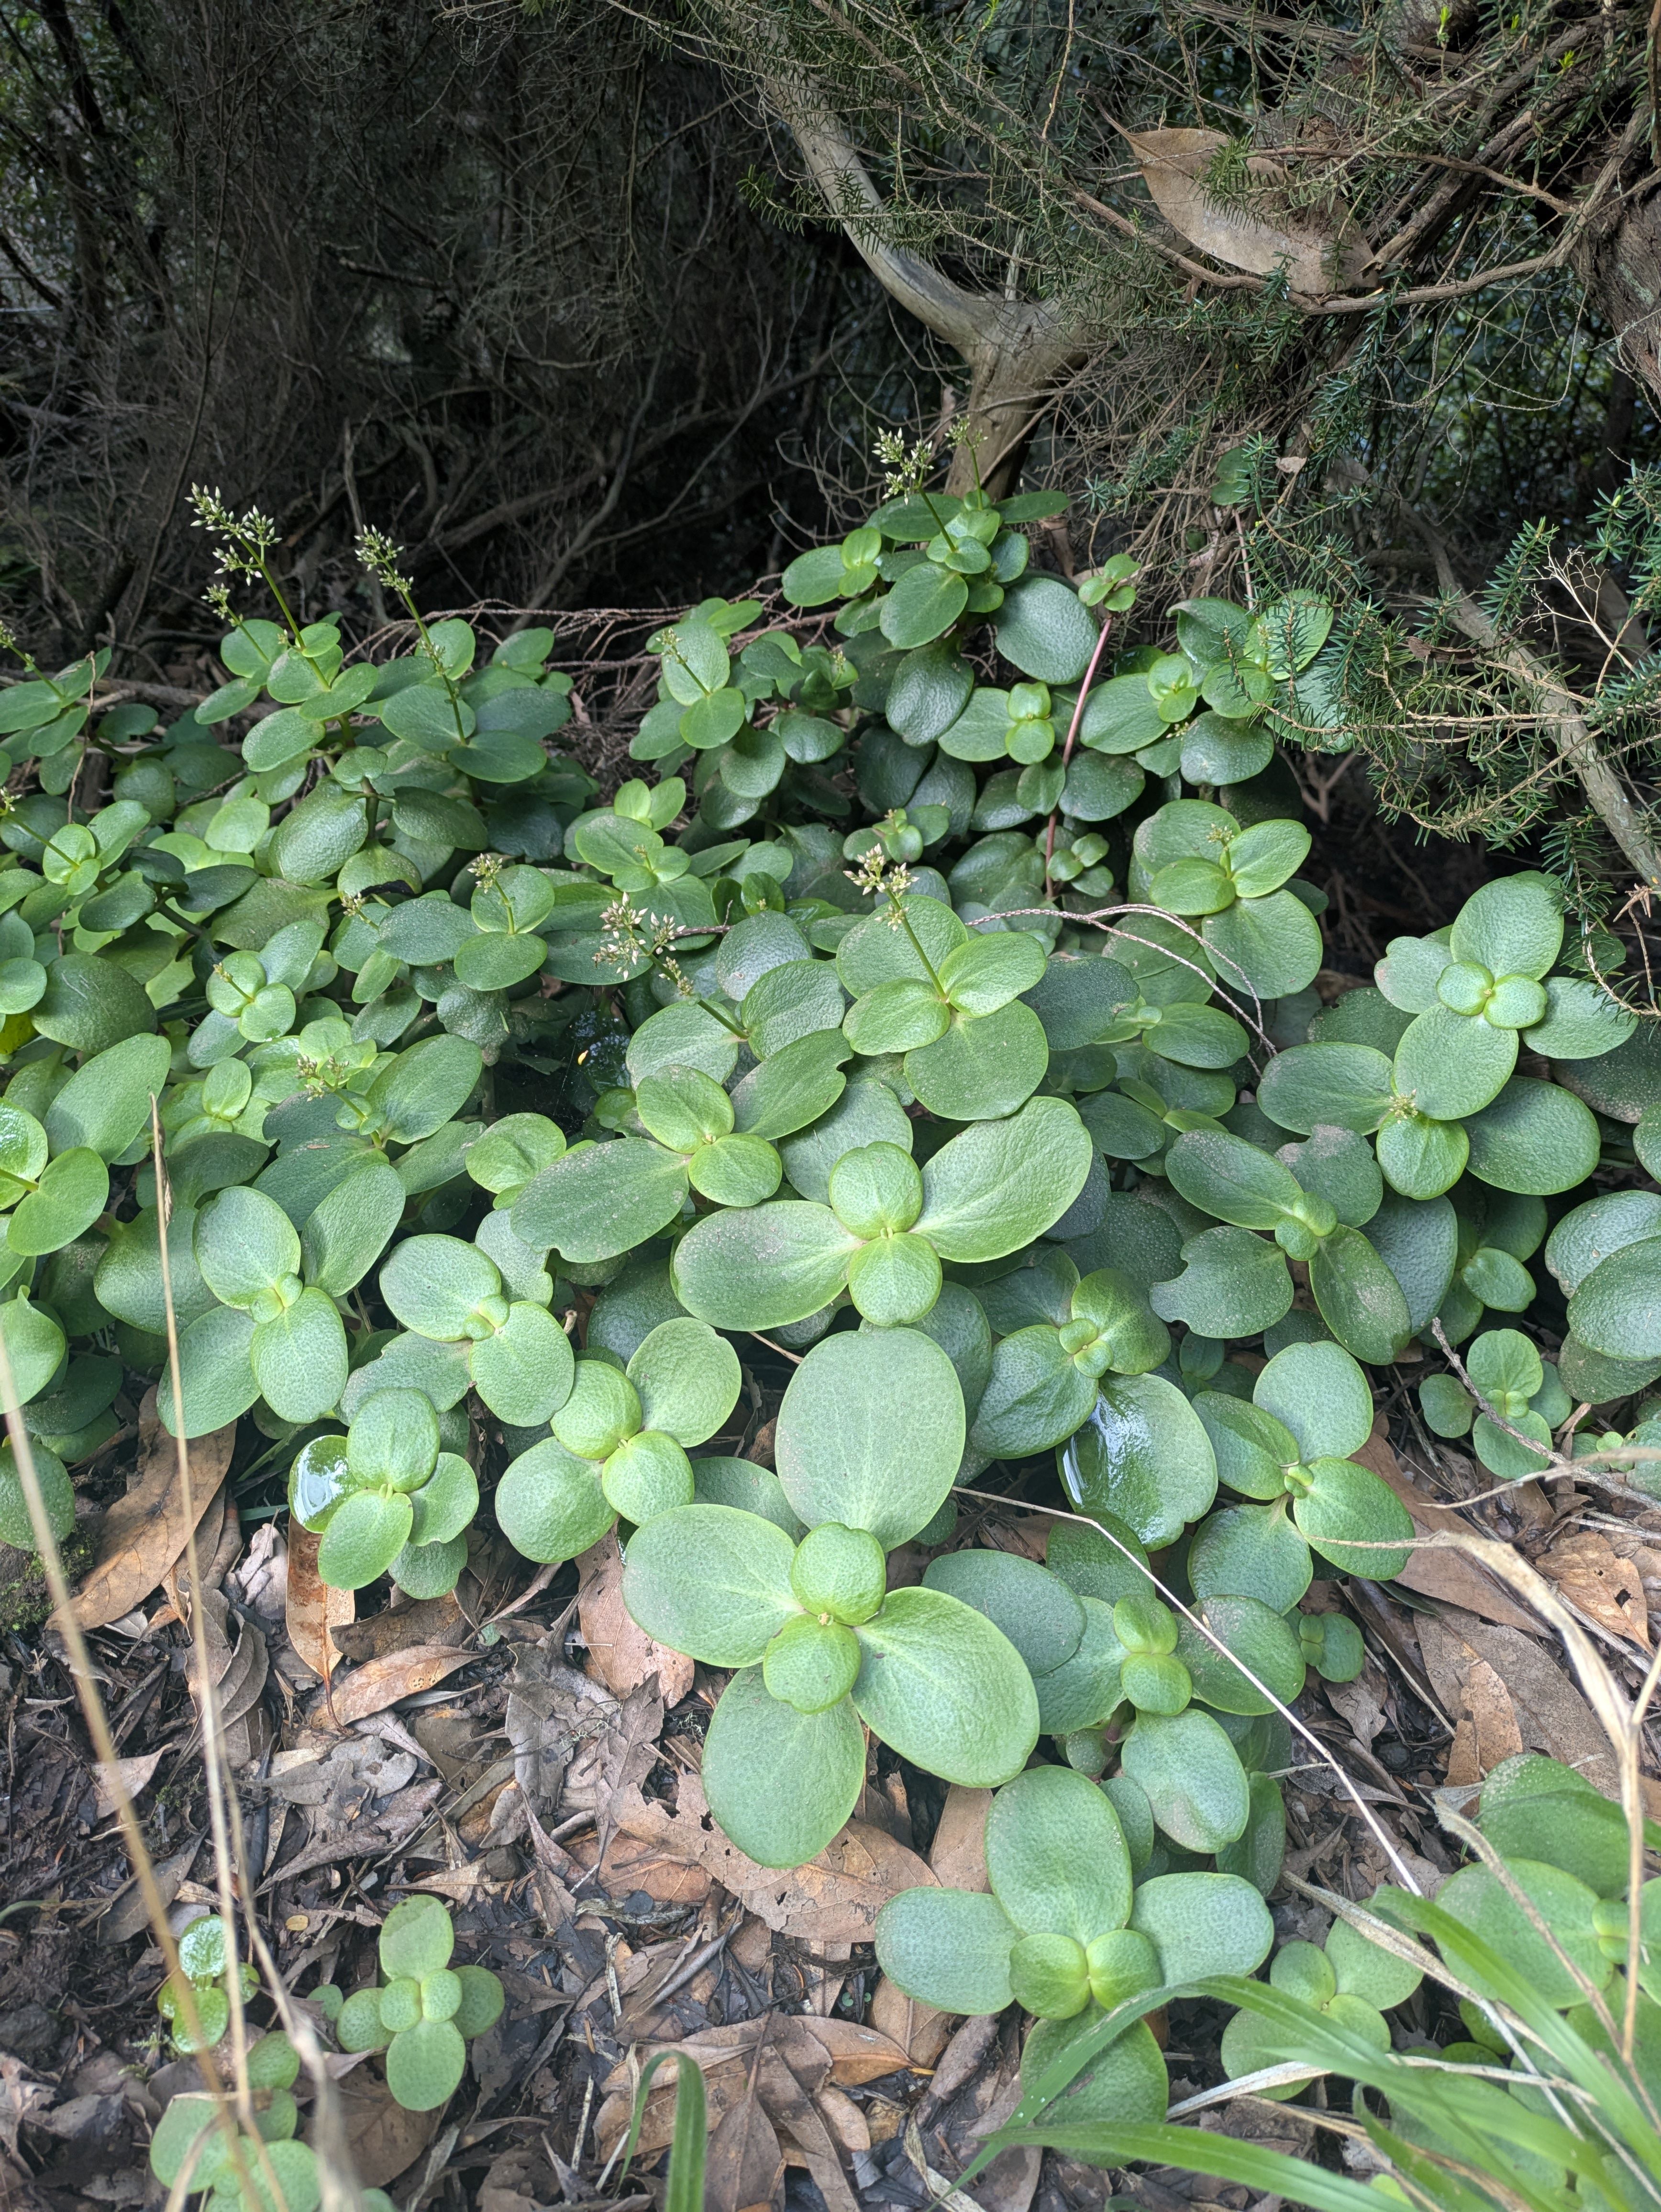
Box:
[609,1770,936,1943]
[1127,126,1374,295]
[705,2075,786,2212]
[505,1632,616,1809]
[577,1530,696,1703]
[1416,1606,1619,1798]
[285,1522,354,1681]
[333,2065,442,2189]
[331,1587,469,1662]
[69,1395,236,1628]
[1354,1427,1543,1634]
[322,1642,475,1725]
[1443,1655,1525,1787]
[92,1749,165,1816]
[1541,1531,1650,1647]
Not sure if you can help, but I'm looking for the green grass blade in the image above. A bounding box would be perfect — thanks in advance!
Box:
[621,2050,707,2212]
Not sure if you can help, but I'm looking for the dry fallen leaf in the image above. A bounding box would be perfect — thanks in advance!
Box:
[92,1749,165,1816]
[705,2069,785,2212]
[577,1531,695,1703]
[333,2064,442,2188]
[331,1587,469,1662]
[609,1770,935,1943]
[1541,1531,1650,1647]
[600,2014,912,2180]
[871,1784,992,2064]
[1355,1427,1545,1634]
[1443,1655,1526,1788]
[285,1523,355,1682]
[1416,1606,1620,1799]
[69,1394,236,1628]
[1127,125,1374,296]
[0,2056,49,2157]
[322,1644,475,1726]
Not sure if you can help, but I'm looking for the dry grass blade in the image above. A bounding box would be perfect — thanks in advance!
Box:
[147,1100,369,2211]
[0,1330,261,2202]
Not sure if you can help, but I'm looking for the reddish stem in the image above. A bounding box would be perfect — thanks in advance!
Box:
[1043,609,1117,896]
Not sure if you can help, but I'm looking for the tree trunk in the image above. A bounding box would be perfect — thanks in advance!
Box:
[1573,178,1661,410]
[760,64,1085,501]
[947,317,1084,498]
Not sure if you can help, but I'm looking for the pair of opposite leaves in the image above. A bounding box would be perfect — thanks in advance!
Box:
[614,1326,1049,1867]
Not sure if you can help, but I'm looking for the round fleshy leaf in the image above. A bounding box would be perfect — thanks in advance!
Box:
[317,1488,415,1590]
[1178,1595,1307,1715]
[0,1436,73,1552]
[969,1326,1098,1459]
[1325,1914,1422,2011]
[1292,1458,1413,1579]
[913,1098,1095,1263]
[7,1147,109,1257]
[1462,1078,1602,1195]
[380,1895,455,1979]
[379,1234,503,1340]
[451,1965,505,2039]
[1019,2013,1168,2127]
[762,1612,861,1711]
[851,1586,1038,1786]
[464,1112,567,1195]
[626,1317,742,1447]
[551,1356,642,1459]
[348,1388,440,1492]
[1129,1871,1273,1984]
[194,1185,301,1309]
[1366,1190,1458,1332]
[1478,1752,1633,1897]
[1392,1006,1517,1121]
[1193,1395,1300,1502]
[1150,1228,1294,1339]
[875,1888,1018,2015]
[1118,1708,1250,1852]
[1375,1111,1468,1200]
[984,1764,1132,1943]
[1307,1227,1411,1366]
[775,1326,963,1548]
[904,1000,1050,1121]
[1436,1858,1607,2008]
[1188,1500,1312,1612]
[386,2017,467,2112]
[469,1301,576,1426]
[391,1533,468,1599]
[494,1438,613,1564]
[846,1232,943,1325]
[1257,1043,1394,1136]
[512,1139,691,1264]
[601,1429,696,1524]
[923,1551,1085,1678]
[299,1161,406,1295]
[621,1504,799,1664]
[700,1665,866,1866]
[252,1288,349,1424]
[1061,1374,1217,1548]
[161,1305,260,1437]
[1448,871,1563,983]
[1253,1340,1373,1463]
[671,1201,859,1330]
[1033,1597,1128,1734]
[407,1453,478,1547]
[1202,889,1322,1000]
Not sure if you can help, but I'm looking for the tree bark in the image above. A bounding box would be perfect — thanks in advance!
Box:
[760,66,1085,497]
[1572,178,1661,411]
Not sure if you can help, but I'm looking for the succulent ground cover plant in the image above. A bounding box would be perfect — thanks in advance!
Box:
[2,464,1658,2171]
